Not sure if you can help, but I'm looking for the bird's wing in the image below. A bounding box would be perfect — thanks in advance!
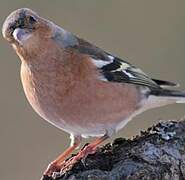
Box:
[71,38,163,90]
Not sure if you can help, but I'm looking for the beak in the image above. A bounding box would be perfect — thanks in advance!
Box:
[12,28,32,45]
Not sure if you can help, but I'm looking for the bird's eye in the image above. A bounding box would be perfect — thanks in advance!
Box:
[28,16,37,24]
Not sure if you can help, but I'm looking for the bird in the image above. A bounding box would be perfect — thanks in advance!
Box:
[2,8,185,178]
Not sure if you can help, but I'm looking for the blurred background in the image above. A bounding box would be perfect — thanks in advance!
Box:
[0,0,185,179]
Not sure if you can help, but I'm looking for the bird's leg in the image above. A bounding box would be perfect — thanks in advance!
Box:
[43,135,81,177]
[61,134,109,171]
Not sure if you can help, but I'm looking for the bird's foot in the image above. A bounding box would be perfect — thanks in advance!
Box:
[61,144,97,172]
[41,135,107,179]
[43,161,61,177]
[40,145,94,179]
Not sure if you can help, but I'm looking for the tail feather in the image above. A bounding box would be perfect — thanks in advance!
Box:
[152,79,179,88]
[151,89,185,103]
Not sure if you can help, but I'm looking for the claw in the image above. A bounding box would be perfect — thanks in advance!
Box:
[60,144,97,172]
[43,161,61,177]
[42,135,108,177]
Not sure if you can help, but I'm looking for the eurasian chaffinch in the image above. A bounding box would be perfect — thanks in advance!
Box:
[2,8,185,178]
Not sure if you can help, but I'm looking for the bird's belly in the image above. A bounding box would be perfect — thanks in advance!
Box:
[21,64,140,136]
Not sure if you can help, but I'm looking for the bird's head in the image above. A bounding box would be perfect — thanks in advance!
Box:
[2,8,78,60]
[2,8,55,49]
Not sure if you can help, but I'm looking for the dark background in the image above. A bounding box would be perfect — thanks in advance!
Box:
[0,1,185,180]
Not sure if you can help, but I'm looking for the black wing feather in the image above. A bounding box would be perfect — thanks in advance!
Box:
[152,79,178,87]
[69,37,177,90]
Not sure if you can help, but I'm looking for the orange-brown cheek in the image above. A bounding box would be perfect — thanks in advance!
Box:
[13,34,44,60]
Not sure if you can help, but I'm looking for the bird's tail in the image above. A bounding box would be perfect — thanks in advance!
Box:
[151,89,185,103]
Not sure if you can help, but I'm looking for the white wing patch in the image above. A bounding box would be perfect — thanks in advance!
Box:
[110,60,136,78]
[91,55,138,80]
[112,62,130,72]
[123,70,135,78]
[91,56,114,68]
[107,55,115,60]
